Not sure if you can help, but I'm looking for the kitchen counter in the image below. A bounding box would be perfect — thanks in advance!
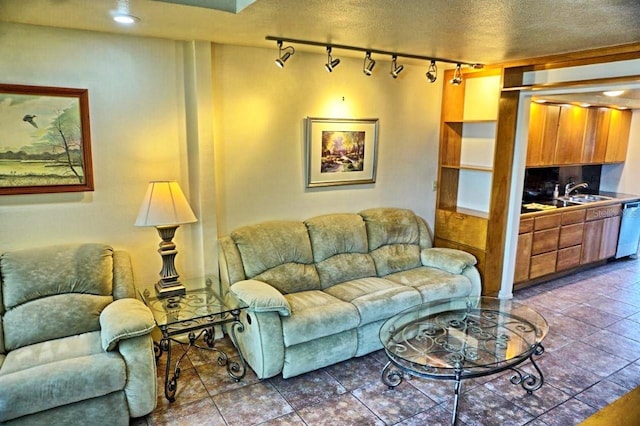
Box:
[521,192,640,217]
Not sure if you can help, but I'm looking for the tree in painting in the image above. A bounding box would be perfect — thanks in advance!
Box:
[320,130,365,173]
[39,105,84,183]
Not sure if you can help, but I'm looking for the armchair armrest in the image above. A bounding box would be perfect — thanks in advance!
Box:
[229,279,291,316]
[421,247,477,275]
[100,298,155,351]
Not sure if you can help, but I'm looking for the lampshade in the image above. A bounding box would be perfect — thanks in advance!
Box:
[135,181,197,227]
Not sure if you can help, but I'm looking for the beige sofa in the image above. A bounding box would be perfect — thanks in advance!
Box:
[0,244,157,425]
[218,208,481,379]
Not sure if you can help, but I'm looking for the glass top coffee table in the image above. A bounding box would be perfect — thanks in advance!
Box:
[379,297,548,425]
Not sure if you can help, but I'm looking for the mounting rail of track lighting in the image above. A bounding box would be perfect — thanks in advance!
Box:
[266,35,483,70]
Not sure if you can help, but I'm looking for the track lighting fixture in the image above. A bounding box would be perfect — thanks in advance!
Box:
[450,63,463,85]
[390,55,404,79]
[426,60,437,83]
[266,36,483,81]
[325,46,341,72]
[275,40,295,68]
[363,51,375,76]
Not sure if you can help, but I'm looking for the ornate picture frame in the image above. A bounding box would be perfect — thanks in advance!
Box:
[305,117,379,188]
[0,84,94,195]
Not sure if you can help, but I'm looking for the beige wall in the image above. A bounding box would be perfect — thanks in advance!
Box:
[0,23,443,285]
[212,44,442,234]
[0,23,202,286]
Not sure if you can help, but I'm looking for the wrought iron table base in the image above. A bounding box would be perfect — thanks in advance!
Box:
[155,320,247,402]
[382,344,545,426]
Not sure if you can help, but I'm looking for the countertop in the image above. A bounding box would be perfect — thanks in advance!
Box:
[521,191,640,218]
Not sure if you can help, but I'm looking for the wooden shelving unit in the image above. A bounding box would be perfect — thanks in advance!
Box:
[434,68,503,294]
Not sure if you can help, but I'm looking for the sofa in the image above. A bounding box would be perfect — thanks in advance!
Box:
[218,207,481,379]
[0,243,157,425]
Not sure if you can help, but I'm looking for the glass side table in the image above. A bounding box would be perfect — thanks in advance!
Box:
[139,275,248,402]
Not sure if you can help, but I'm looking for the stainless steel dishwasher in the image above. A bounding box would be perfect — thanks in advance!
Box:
[616,201,640,259]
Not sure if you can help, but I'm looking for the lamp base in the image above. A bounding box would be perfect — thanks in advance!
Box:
[155,280,186,298]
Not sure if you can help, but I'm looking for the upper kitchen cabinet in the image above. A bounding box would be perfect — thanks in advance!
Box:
[605,109,633,163]
[526,103,632,167]
[527,103,560,166]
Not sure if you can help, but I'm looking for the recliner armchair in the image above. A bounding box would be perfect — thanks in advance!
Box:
[0,243,157,425]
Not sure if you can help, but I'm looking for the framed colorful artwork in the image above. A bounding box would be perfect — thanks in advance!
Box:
[305,117,379,188]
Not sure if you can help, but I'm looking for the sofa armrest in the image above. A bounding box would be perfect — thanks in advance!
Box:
[421,247,477,275]
[230,280,291,316]
[100,298,156,351]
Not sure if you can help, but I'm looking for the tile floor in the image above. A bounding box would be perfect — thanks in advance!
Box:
[135,257,640,426]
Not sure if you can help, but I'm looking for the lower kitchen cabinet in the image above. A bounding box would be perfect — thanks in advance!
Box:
[516,203,622,286]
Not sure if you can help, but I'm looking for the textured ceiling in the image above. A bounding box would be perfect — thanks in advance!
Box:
[2,0,640,107]
[1,0,639,66]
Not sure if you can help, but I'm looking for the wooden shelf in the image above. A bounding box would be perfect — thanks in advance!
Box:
[441,164,493,172]
[444,119,497,124]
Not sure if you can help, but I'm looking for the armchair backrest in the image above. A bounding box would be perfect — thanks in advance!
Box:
[0,243,134,353]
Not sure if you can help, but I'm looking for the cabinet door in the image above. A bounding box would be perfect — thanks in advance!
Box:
[526,103,560,166]
[605,109,632,163]
[555,106,588,165]
[514,232,533,283]
[582,108,610,164]
[600,215,621,259]
[581,220,604,264]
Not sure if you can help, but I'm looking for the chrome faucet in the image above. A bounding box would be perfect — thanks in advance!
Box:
[565,181,588,196]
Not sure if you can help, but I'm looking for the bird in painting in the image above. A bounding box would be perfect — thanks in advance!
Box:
[23,114,38,128]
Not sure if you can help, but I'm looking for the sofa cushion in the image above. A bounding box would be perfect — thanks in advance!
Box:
[384,266,474,302]
[0,332,126,422]
[360,208,423,275]
[282,290,360,346]
[305,213,377,288]
[3,293,113,351]
[231,221,320,294]
[324,277,421,325]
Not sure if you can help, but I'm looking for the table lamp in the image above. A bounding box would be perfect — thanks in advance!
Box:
[135,180,197,297]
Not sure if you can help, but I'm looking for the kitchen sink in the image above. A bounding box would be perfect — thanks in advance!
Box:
[558,194,614,204]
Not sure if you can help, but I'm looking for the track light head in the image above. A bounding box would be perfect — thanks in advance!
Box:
[324,46,340,72]
[363,51,376,76]
[275,40,295,68]
[450,63,463,85]
[390,55,404,79]
[426,60,437,83]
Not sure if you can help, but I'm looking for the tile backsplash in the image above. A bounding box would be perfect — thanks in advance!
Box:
[523,165,602,201]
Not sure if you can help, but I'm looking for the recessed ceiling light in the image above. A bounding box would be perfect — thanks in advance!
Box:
[113,13,139,24]
[533,99,547,104]
[579,103,591,108]
[603,90,625,97]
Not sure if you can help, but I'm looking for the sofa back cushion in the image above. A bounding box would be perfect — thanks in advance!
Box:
[305,213,377,289]
[230,221,320,294]
[360,208,425,276]
[0,244,115,351]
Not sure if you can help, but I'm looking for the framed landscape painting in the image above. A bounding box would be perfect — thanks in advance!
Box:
[0,84,94,195]
[305,117,379,188]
